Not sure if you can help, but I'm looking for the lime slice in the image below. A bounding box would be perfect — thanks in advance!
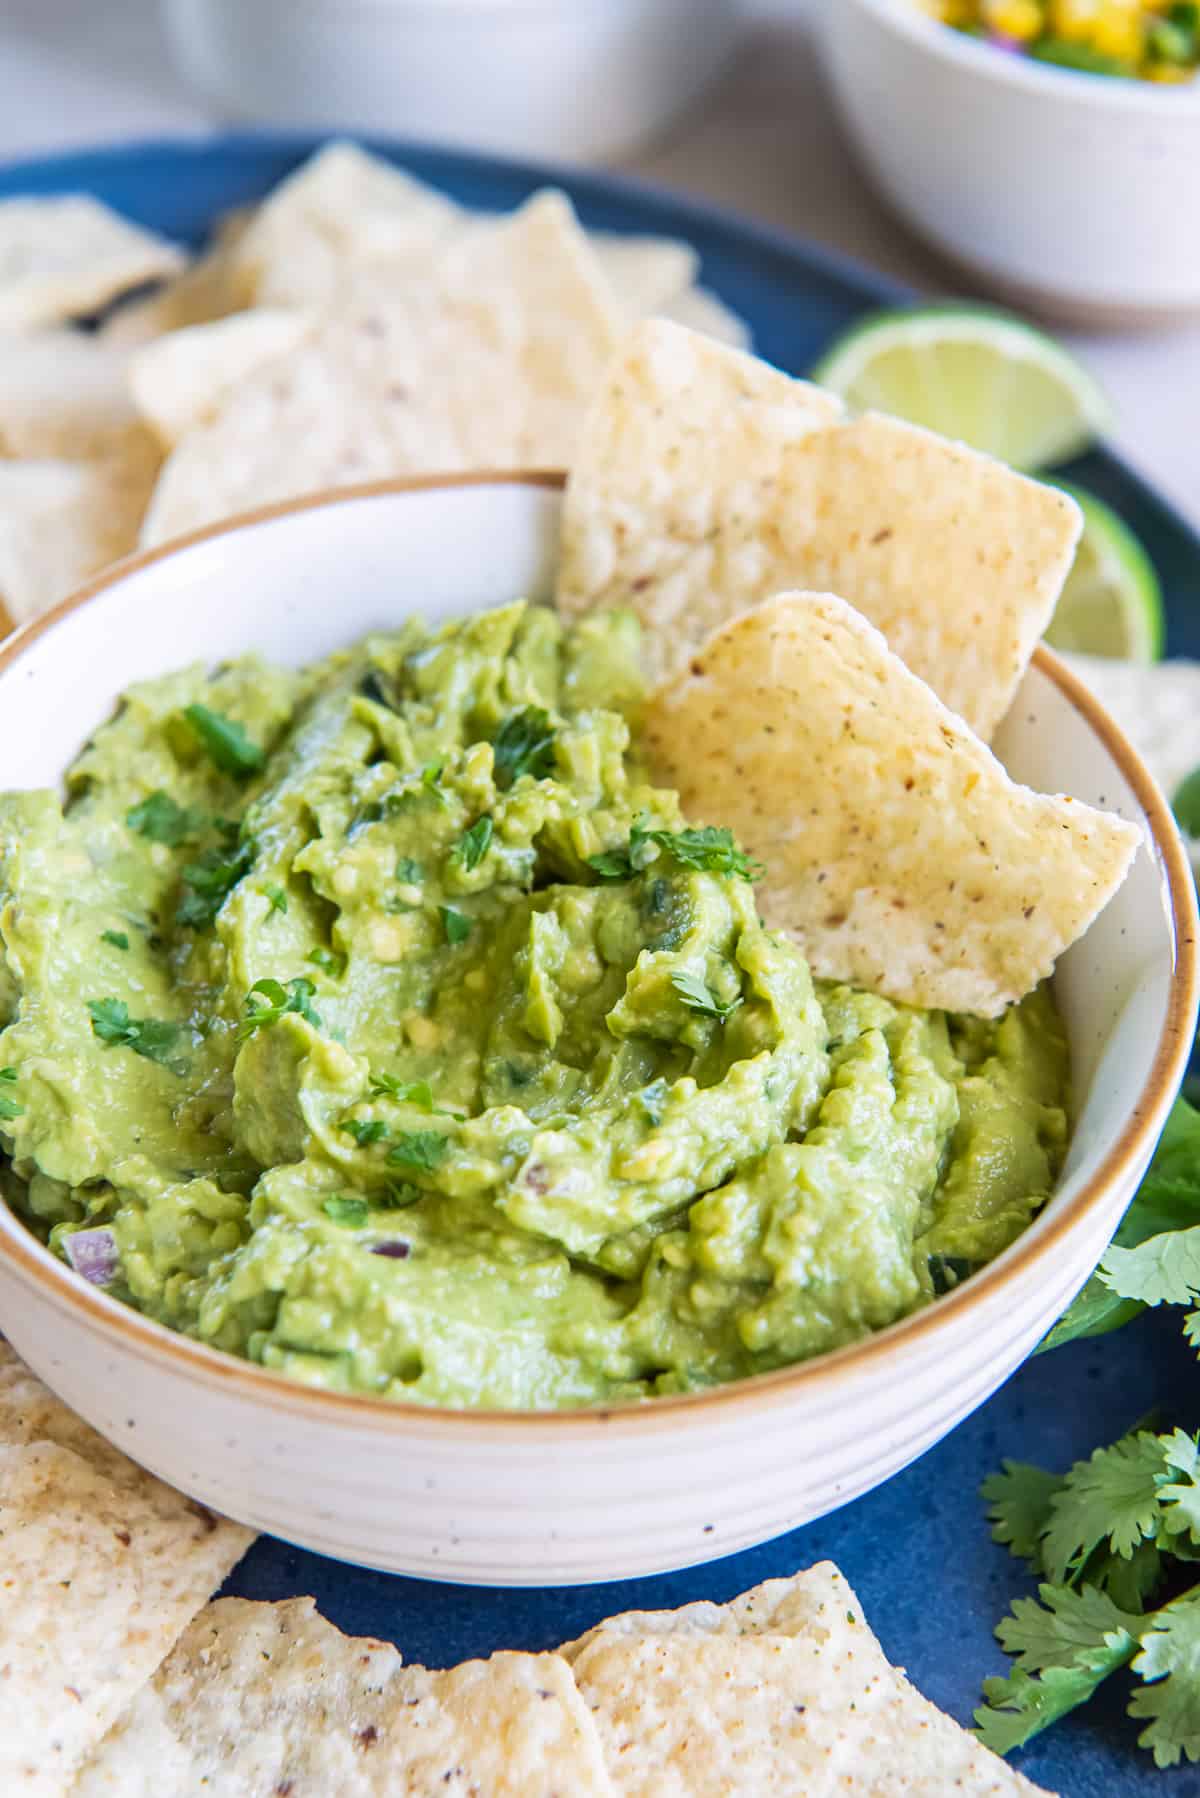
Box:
[810,306,1111,470]
[1045,482,1164,662]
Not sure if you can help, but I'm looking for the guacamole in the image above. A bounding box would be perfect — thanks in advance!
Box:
[0,603,1069,1408]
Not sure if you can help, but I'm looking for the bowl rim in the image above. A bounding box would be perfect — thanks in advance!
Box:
[0,469,1195,1436]
[842,0,1200,112]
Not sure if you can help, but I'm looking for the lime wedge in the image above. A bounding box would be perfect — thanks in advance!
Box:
[1045,482,1164,662]
[810,306,1111,470]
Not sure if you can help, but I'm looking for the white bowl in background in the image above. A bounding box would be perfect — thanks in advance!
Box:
[161,0,739,165]
[824,0,1200,326]
[0,474,1193,1584]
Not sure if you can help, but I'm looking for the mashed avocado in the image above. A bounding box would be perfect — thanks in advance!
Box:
[0,603,1069,1408]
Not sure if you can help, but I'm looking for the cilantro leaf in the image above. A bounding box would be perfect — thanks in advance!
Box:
[419,761,449,806]
[589,820,761,884]
[342,1118,388,1147]
[388,1130,449,1174]
[587,847,634,880]
[236,976,322,1042]
[395,857,422,885]
[262,884,288,915]
[671,969,742,1020]
[1101,1227,1200,1308]
[1173,766,1200,837]
[323,1196,369,1228]
[0,1067,22,1122]
[440,905,472,946]
[996,1582,1143,1677]
[976,1660,1130,1756]
[981,1460,1065,1567]
[183,704,265,777]
[1157,1430,1200,1552]
[368,1074,441,1109]
[177,838,254,930]
[101,930,130,951]
[87,998,184,1072]
[454,815,493,872]
[1129,1590,1200,1767]
[1042,1433,1171,1584]
[492,708,557,788]
[125,789,205,846]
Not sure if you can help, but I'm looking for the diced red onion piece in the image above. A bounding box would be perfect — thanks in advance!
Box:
[64,1226,118,1287]
[371,1240,411,1259]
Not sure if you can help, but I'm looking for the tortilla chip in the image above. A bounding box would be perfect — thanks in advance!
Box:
[130,310,315,448]
[141,190,622,548]
[587,232,700,318]
[658,283,752,348]
[98,244,251,348]
[0,195,183,331]
[556,320,1080,738]
[0,433,160,623]
[0,330,147,461]
[0,1345,252,1796]
[74,1597,614,1796]
[231,141,462,308]
[642,592,1141,1015]
[1059,652,1200,822]
[565,1563,1048,1797]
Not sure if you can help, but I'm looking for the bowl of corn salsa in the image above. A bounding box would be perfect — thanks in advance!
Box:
[825,0,1200,323]
[921,0,1199,82]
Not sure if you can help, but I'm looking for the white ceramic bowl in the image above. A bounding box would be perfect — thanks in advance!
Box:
[0,474,1194,1585]
[824,0,1200,325]
[161,0,738,165]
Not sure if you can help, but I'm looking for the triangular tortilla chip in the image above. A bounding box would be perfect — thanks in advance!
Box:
[0,195,183,330]
[74,1597,615,1796]
[130,310,315,447]
[564,1563,1049,1797]
[556,320,1081,738]
[99,212,254,347]
[642,592,1140,1016]
[658,282,752,347]
[0,1343,252,1796]
[141,190,622,547]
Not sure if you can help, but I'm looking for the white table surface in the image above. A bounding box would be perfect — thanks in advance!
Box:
[1,0,1197,532]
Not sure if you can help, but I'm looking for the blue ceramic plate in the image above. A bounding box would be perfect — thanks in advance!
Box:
[2,135,1197,1798]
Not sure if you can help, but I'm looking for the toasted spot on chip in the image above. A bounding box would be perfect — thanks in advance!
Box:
[642,592,1140,1017]
[0,195,183,331]
[74,1596,613,1796]
[0,1343,252,1794]
[556,319,1081,739]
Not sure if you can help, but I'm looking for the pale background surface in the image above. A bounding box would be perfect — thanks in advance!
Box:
[1,0,1197,529]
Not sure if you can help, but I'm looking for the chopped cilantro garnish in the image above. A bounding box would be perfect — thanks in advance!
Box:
[367,1074,451,1114]
[87,998,184,1072]
[183,703,265,778]
[323,1196,369,1227]
[1174,767,1200,838]
[454,815,493,871]
[419,761,449,806]
[388,1130,450,1173]
[395,857,423,884]
[492,707,557,788]
[263,884,288,914]
[0,1067,22,1122]
[101,930,130,951]
[589,818,761,883]
[342,1117,389,1147]
[440,905,472,946]
[381,1181,423,1210]
[125,789,205,846]
[236,976,322,1042]
[670,969,742,1020]
[307,946,346,978]
[176,838,255,930]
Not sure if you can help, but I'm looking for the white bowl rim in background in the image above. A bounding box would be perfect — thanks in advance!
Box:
[851,0,1200,111]
[0,470,1194,1440]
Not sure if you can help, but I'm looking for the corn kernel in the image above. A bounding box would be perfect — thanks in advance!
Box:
[984,0,1044,37]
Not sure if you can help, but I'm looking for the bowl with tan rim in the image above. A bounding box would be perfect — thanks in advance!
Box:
[0,473,1194,1584]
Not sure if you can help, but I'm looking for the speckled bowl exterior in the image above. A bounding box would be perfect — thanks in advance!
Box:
[0,476,1193,1585]
[825,0,1200,324]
